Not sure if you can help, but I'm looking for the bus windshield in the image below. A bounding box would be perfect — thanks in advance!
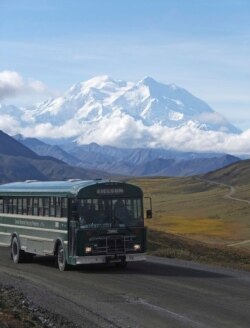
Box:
[76,198,143,228]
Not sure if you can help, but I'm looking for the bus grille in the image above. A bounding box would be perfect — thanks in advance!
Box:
[90,235,135,254]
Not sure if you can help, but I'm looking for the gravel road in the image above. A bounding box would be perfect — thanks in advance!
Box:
[0,247,250,328]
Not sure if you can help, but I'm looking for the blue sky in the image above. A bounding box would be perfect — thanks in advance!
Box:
[0,0,250,129]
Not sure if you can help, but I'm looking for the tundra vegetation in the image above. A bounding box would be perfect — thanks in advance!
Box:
[132,172,250,270]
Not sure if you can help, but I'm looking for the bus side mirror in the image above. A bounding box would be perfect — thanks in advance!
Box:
[144,196,153,219]
[146,209,152,219]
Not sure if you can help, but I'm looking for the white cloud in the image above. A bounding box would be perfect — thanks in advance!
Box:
[0,70,49,101]
[21,119,83,139]
[76,114,152,147]
[0,111,250,155]
[0,114,21,135]
[196,112,228,125]
[73,115,250,155]
[4,112,248,155]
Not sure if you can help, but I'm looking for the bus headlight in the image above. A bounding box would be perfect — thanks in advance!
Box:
[85,246,92,254]
[133,244,141,251]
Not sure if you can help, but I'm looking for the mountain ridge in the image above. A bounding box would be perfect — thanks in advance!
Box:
[0,131,109,183]
[14,134,241,177]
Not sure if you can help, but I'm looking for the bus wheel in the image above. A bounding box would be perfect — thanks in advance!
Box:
[57,243,68,272]
[11,236,24,264]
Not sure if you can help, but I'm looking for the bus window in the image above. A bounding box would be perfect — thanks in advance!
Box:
[3,198,7,213]
[61,198,68,217]
[113,198,143,226]
[33,197,38,216]
[8,198,13,214]
[56,197,62,217]
[38,198,43,216]
[44,198,49,216]
[0,198,3,213]
[13,198,17,214]
[126,199,142,221]
[23,198,27,215]
[17,198,22,214]
[50,197,56,217]
[78,198,143,228]
[28,198,33,215]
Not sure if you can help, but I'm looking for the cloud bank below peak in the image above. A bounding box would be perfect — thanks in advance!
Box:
[5,113,250,156]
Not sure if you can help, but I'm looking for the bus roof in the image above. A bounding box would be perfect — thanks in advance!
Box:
[0,180,142,198]
[0,180,107,197]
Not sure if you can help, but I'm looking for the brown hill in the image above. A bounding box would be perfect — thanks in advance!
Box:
[203,159,250,186]
[0,130,108,183]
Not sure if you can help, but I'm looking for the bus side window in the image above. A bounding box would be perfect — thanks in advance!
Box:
[13,198,17,214]
[62,198,68,217]
[18,198,23,214]
[6,198,10,213]
[33,197,38,216]
[28,198,33,215]
[44,197,49,216]
[56,197,62,217]
[0,198,3,213]
[8,198,13,213]
[50,197,56,217]
[23,198,27,215]
[4,197,9,213]
[38,198,44,216]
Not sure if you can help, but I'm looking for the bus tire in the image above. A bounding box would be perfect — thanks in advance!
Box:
[57,243,69,272]
[11,236,24,264]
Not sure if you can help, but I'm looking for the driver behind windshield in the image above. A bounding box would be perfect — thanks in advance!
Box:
[114,199,129,223]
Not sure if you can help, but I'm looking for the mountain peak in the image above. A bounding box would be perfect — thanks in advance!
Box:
[140,76,158,85]
[13,133,24,141]
[1,76,241,150]
[68,75,115,94]
[85,75,114,85]
[169,83,178,90]
[0,130,39,159]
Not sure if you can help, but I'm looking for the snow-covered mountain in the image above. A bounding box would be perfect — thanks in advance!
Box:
[0,76,240,149]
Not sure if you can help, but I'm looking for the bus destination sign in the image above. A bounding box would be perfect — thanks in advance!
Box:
[96,188,124,195]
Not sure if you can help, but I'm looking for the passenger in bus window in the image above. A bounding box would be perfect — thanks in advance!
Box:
[114,199,129,224]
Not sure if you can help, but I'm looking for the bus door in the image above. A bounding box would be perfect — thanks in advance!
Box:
[68,200,79,257]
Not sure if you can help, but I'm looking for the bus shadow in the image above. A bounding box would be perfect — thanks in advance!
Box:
[31,256,231,279]
[31,255,56,267]
[75,261,231,279]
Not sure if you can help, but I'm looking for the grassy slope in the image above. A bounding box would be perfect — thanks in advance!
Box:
[147,230,250,271]
[203,159,250,186]
[130,171,250,269]
[132,177,250,245]
[204,159,250,201]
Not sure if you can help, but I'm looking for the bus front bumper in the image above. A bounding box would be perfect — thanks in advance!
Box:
[75,253,146,265]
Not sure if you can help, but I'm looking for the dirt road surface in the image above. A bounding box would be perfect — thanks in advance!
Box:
[0,247,250,328]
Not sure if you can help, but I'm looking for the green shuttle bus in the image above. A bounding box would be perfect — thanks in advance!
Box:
[0,179,152,271]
